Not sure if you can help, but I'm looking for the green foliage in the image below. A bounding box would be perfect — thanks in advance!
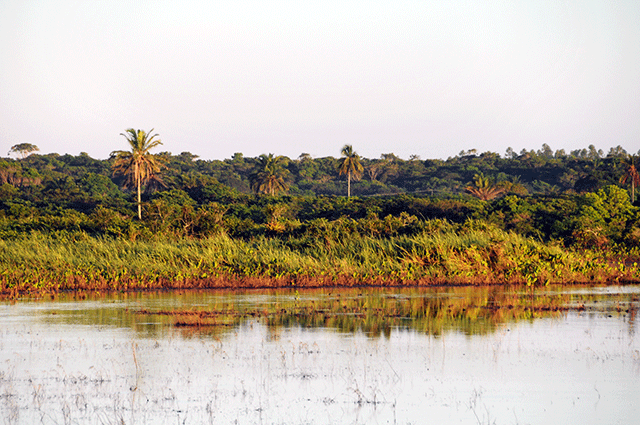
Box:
[111,128,165,219]
[619,154,640,203]
[0,183,18,201]
[78,173,122,201]
[152,188,195,206]
[573,185,635,246]
[8,143,39,158]
[465,172,506,200]
[3,226,638,297]
[249,154,289,196]
[2,143,640,258]
[338,145,364,197]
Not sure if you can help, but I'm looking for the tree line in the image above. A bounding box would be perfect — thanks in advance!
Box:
[2,133,640,249]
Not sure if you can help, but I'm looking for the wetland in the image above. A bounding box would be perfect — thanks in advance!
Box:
[1,284,639,424]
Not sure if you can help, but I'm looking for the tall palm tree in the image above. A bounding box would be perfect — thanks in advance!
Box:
[620,154,640,203]
[465,173,505,201]
[338,145,363,198]
[250,154,289,196]
[111,128,165,219]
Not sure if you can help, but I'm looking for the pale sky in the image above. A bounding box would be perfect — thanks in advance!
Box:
[1,0,639,161]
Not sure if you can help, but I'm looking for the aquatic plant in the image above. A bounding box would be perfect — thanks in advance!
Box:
[1,224,638,299]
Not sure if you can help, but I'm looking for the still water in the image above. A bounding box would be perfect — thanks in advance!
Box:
[1,285,639,424]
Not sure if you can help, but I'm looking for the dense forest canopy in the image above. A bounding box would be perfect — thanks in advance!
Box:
[1,143,637,197]
[1,143,639,248]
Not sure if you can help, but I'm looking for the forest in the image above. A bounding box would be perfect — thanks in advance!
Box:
[1,136,640,296]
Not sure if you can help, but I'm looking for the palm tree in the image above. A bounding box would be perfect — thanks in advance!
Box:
[250,154,289,196]
[620,154,640,203]
[465,173,505,201]
[111,128,165,219]
[338,145,363,198]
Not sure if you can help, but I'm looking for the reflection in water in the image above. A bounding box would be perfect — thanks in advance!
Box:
[1,284,639,424]
[34,285,640,338]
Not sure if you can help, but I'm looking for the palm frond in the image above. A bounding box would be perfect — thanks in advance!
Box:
[112,129,165,219]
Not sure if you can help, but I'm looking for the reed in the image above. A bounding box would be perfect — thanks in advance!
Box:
[1,225,638,298]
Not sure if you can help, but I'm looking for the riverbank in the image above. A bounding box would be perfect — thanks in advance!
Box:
[2,228,639,299]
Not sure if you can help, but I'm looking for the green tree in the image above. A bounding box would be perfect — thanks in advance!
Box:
[0,183,18,201]
[574,185,634,245]
[8,143,39,159]
[249,153,289,196]
[465,173,505,201]
[338,145,363,198]
[79,173,123,201]
[620,154,640,203]
[111,128,165,220]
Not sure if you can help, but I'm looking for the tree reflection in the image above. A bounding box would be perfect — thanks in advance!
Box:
[32,286,639,339]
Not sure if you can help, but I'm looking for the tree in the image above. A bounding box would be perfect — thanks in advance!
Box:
[111,128,165,220]
[620,154,640,203]
[465,173,505,201]
[498,175,528,196]
[9,143,39,159]
[338,145,363,198]
[297,153,312,162]
[606,145,627,158]
[537,143,554,159]
[575,185,633,245]
[249,153,289,196]
[367,163,381,181]
[587,144,603,160]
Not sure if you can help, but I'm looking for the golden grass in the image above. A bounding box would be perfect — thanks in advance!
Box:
[1,228,638,298]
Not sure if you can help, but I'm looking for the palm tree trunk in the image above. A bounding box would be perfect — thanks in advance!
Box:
[347,170,351,198]
[137,185,142,219]
[136,164,142,220]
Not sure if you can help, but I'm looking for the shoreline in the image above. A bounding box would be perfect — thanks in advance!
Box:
[3,272,640,300]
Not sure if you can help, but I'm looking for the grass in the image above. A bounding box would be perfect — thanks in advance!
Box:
[1,226,639,298]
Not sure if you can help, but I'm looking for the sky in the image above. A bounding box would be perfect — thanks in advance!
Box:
[1,0,639,161]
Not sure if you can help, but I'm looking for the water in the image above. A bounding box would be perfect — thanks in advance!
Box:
[1,285,639,424]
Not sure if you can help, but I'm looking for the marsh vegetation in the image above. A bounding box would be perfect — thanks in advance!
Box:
[2,143,640,295]
[2,222,638,298]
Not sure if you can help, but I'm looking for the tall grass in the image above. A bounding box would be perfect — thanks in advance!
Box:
[1,226,638,298]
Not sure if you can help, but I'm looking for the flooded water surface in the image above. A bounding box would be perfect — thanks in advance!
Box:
[1,285,639,424]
